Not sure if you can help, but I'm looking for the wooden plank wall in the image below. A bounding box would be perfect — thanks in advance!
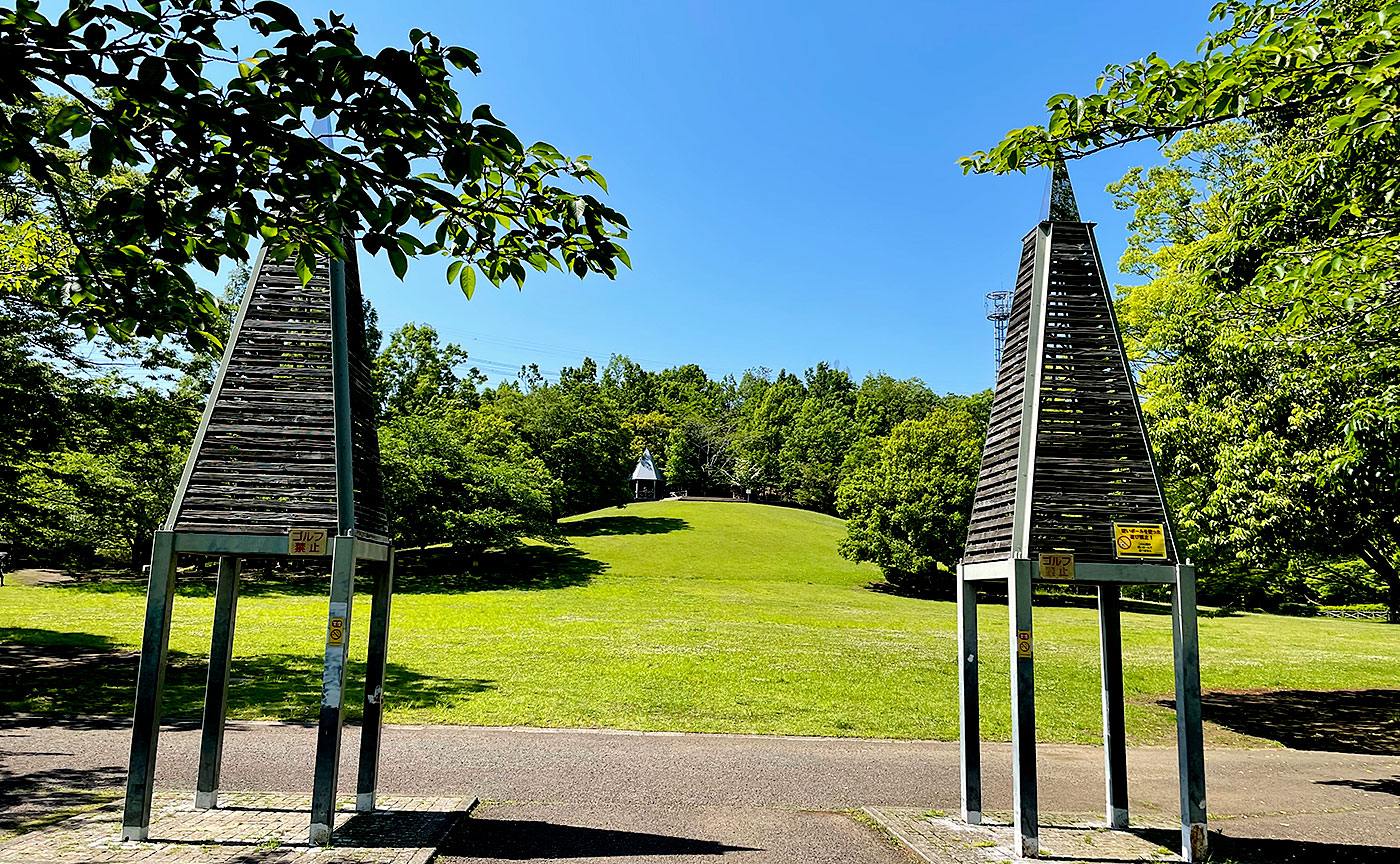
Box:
[173,251,388,540]
[1027,224,1175,563]
[343,254,389,542]
[963,230,1037,564]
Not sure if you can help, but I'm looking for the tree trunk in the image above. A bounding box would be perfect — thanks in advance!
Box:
[1388,571,1400,625]
[1357,541,1400,624]
[130,532,153,570]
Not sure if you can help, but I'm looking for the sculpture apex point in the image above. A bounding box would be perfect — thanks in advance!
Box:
[1041,158,1081,222]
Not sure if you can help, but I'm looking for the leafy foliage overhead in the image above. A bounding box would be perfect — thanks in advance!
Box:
[0,0,629,344]
[963,1,1400,180]
[962,2,1400,336]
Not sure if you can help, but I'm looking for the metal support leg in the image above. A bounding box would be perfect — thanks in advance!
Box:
[1098,585,1129,829]
[957,565,981,824]
[310,537,356,845]
[1009,559,1038,858]
[122,532,178,841]
[195,556,242,810]
[1172,565,1208,861]
[356,550,395,812]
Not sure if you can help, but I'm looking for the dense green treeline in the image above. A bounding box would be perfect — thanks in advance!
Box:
[372,321,990,572]
[0,281,985,588]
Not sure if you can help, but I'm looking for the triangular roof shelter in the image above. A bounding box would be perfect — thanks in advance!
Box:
[631,448,660,483]
[964,159,1177,566]
[954,163,1207,862]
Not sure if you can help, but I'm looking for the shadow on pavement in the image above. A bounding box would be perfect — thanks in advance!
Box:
[0,627,492,722]
[0,764,123,835]
[1131,828,1399,864]
[332,809,462,849]
[561,516,689,538]
[1159,688,1400,755]
[439,817,759,859]
[1316,774,1400,797]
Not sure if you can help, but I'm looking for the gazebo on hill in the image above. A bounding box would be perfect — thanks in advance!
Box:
[631,448,662,499]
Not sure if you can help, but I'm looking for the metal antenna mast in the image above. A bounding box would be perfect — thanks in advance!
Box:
[985,290,1014,367]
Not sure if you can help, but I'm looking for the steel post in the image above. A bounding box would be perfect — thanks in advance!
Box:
[1172,566,1208,861]
[309,536,356,845]
[1009,559,1038,857]
[1098,584,1129,828]
[195,556,242,810]
[957,565,982,824]
[121,532,178,841]
[356,550,395,812]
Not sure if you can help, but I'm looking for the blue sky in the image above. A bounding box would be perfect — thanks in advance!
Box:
[292,0,1218,392]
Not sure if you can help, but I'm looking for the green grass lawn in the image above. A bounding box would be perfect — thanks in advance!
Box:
[2,500,1396,744]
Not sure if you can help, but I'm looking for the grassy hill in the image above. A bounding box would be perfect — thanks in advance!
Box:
[2,500,1397,744]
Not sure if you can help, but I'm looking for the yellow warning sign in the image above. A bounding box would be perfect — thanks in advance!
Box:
[1038,552,1075,581]
[1113,523,1167,559]
[1016,630,1032,658]
[327,617,345,647]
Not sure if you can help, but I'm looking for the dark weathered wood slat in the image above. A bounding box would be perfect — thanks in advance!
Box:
[174,251,388,538]
[963,223,1177,566]
[964,230,1037,563]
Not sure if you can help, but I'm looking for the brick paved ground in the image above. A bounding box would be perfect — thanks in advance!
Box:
[0,791,474,864]
[864,808,1185,864]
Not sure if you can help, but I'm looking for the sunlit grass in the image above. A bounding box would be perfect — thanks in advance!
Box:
[2,501,1395,743]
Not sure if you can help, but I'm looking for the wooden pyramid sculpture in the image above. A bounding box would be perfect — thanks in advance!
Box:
[954,162,1207,862]
[123,243,399,847]
[167,246,387,540]
[964,159,1176,566]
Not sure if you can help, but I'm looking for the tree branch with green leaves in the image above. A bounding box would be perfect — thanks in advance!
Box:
[1,0,629,347]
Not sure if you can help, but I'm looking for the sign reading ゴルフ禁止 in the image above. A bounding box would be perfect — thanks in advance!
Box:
[1113,523,1167,559]
[288,528,329,556]
[1037,552,1075,581]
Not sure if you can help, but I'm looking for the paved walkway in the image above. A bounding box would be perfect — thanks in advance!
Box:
[0,792,469,864]
[2,718,1398,862]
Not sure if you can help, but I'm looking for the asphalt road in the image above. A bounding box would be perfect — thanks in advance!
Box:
[3,718,1398,862]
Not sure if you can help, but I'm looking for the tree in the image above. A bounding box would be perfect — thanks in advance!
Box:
[732,369,804,499]
[779,363,856,512]
[378,405,557,552]
[374,323,481,419]
[483,378,630,515]
[963,1,1400,387]
[853,373,940,439]
[1111,125,1400,618]
[2,0,628,343]
[665,416,735,495]
[835,404,988,595]
[964,0,1400,620]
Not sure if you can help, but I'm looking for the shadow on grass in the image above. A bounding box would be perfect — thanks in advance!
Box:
[28,542,606,598]
[1158,688,1400,755]
[1130,827,1400,863]
[392,544,605,593]
[561,516,689,538]
[438,815,759,859]
[0,627,492,723]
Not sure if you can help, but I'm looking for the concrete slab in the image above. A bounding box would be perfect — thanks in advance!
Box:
[865,807,1183,863]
